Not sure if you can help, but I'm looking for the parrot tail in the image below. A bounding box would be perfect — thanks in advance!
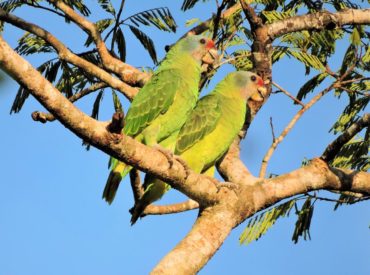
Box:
[103,161,132,204]
[130,177,170,225]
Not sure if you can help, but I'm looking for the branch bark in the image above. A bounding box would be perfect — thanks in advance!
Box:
[48,0,150,87]
[143,200,199,215]
[266,9,370,40]
[0,8,139,100]
[321,113,370,162]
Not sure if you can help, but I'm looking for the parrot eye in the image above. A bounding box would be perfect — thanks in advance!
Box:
[199,38,206,44]
[250,75,257,82]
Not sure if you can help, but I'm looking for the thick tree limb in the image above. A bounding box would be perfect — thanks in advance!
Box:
[48,0,150,87]
[151,205,237,275]
[0,8,138,100]
[321,113,370,162]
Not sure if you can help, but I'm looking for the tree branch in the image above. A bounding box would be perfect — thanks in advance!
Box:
[0,8,138,100]
[258,158,370,208]
[152,205,237,275]
[0,35,226,206]
[129,169,144,203]
[239,0,262,31]
[259,84,334,178]
[266,9,370,40]
[32,82,107,123]
[272,81,305,107]
[321,113,370,162]
[143,200,199,215]
[48,0,150,87]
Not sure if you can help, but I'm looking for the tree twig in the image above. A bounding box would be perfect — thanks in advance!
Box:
[48,0,149,87]
[32,82,107,123]
[321,113,370,162]
[130,169,144,203]
[0,8,138,100]
[272,81,305,107]
[239,0,262,31]
[259,85,334,178]
[143,200,199,215]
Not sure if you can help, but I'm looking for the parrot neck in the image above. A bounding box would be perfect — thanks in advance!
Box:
[160,46,202,69]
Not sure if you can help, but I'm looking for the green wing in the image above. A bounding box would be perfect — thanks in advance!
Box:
[175,94,221,155]
[123,69,181,136]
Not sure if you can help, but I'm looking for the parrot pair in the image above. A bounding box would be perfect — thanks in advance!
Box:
[103,34,218,203]
[102,34,266,225]
[130,71,265,224]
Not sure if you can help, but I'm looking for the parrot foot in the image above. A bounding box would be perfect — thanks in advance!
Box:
[174,156,191,178]
[154,145,175,167]
[216,181,240,192]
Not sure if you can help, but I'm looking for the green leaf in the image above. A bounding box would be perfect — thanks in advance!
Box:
[10,59,60,113]
[181,0,202,11]
[62,0,90,16]
[91,90,104,120]
[331,136,369,171]
[362,46,370,64]
[230,50,253,71]
[239,199,296,245]
[97,0,116,15]
[286,49,325,71]
[84,19,114,47]
[334,192,366,210]
[127,7,177,33]
[272,46,289,63]
[292,198,314,243]
[185,18,200,27]
[112,90,123,112]
[115,28,126,62]
[331,96,369,134]
[340,44,357,76]
[9,86,30,114]
[129,26,157,64]
[15,33,54,55]
[261,10,295,24]
[350,27,362,46]
[296,73,327,102]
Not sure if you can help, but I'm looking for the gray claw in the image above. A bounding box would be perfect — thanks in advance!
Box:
[154,145,175,167]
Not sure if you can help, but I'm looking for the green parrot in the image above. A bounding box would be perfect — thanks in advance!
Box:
[103,35,218,204]
[130,71,265,224]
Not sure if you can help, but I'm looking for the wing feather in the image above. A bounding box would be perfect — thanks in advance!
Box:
[124,69,181,136]
[175,94,221,154]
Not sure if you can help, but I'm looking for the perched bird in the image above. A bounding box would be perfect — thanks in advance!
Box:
[103,35,218,204]
[130,71,265,224]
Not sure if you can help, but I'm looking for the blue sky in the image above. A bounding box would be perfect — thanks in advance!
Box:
[0,1,369,274]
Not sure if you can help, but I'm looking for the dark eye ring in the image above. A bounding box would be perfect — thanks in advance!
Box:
[251,75,257,82]
[199,38,206,44]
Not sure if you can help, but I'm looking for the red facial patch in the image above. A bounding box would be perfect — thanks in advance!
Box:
[257,76,264,87]
[206,39,216,49]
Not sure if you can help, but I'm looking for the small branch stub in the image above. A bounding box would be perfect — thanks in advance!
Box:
[107,112,125,134]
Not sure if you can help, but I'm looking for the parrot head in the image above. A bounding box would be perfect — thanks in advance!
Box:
[233,71,266,102]
[179,34,219,65]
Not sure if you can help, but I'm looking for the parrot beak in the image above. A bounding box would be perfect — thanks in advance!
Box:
[250,83,266,102]
[201,39,219,65]
[202,48,219,65]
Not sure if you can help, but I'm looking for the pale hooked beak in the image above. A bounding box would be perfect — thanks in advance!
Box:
[202,48,219,65]
[251,86,266,102]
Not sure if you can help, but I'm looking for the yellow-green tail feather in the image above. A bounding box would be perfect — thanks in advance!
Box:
[103,161,132,204]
